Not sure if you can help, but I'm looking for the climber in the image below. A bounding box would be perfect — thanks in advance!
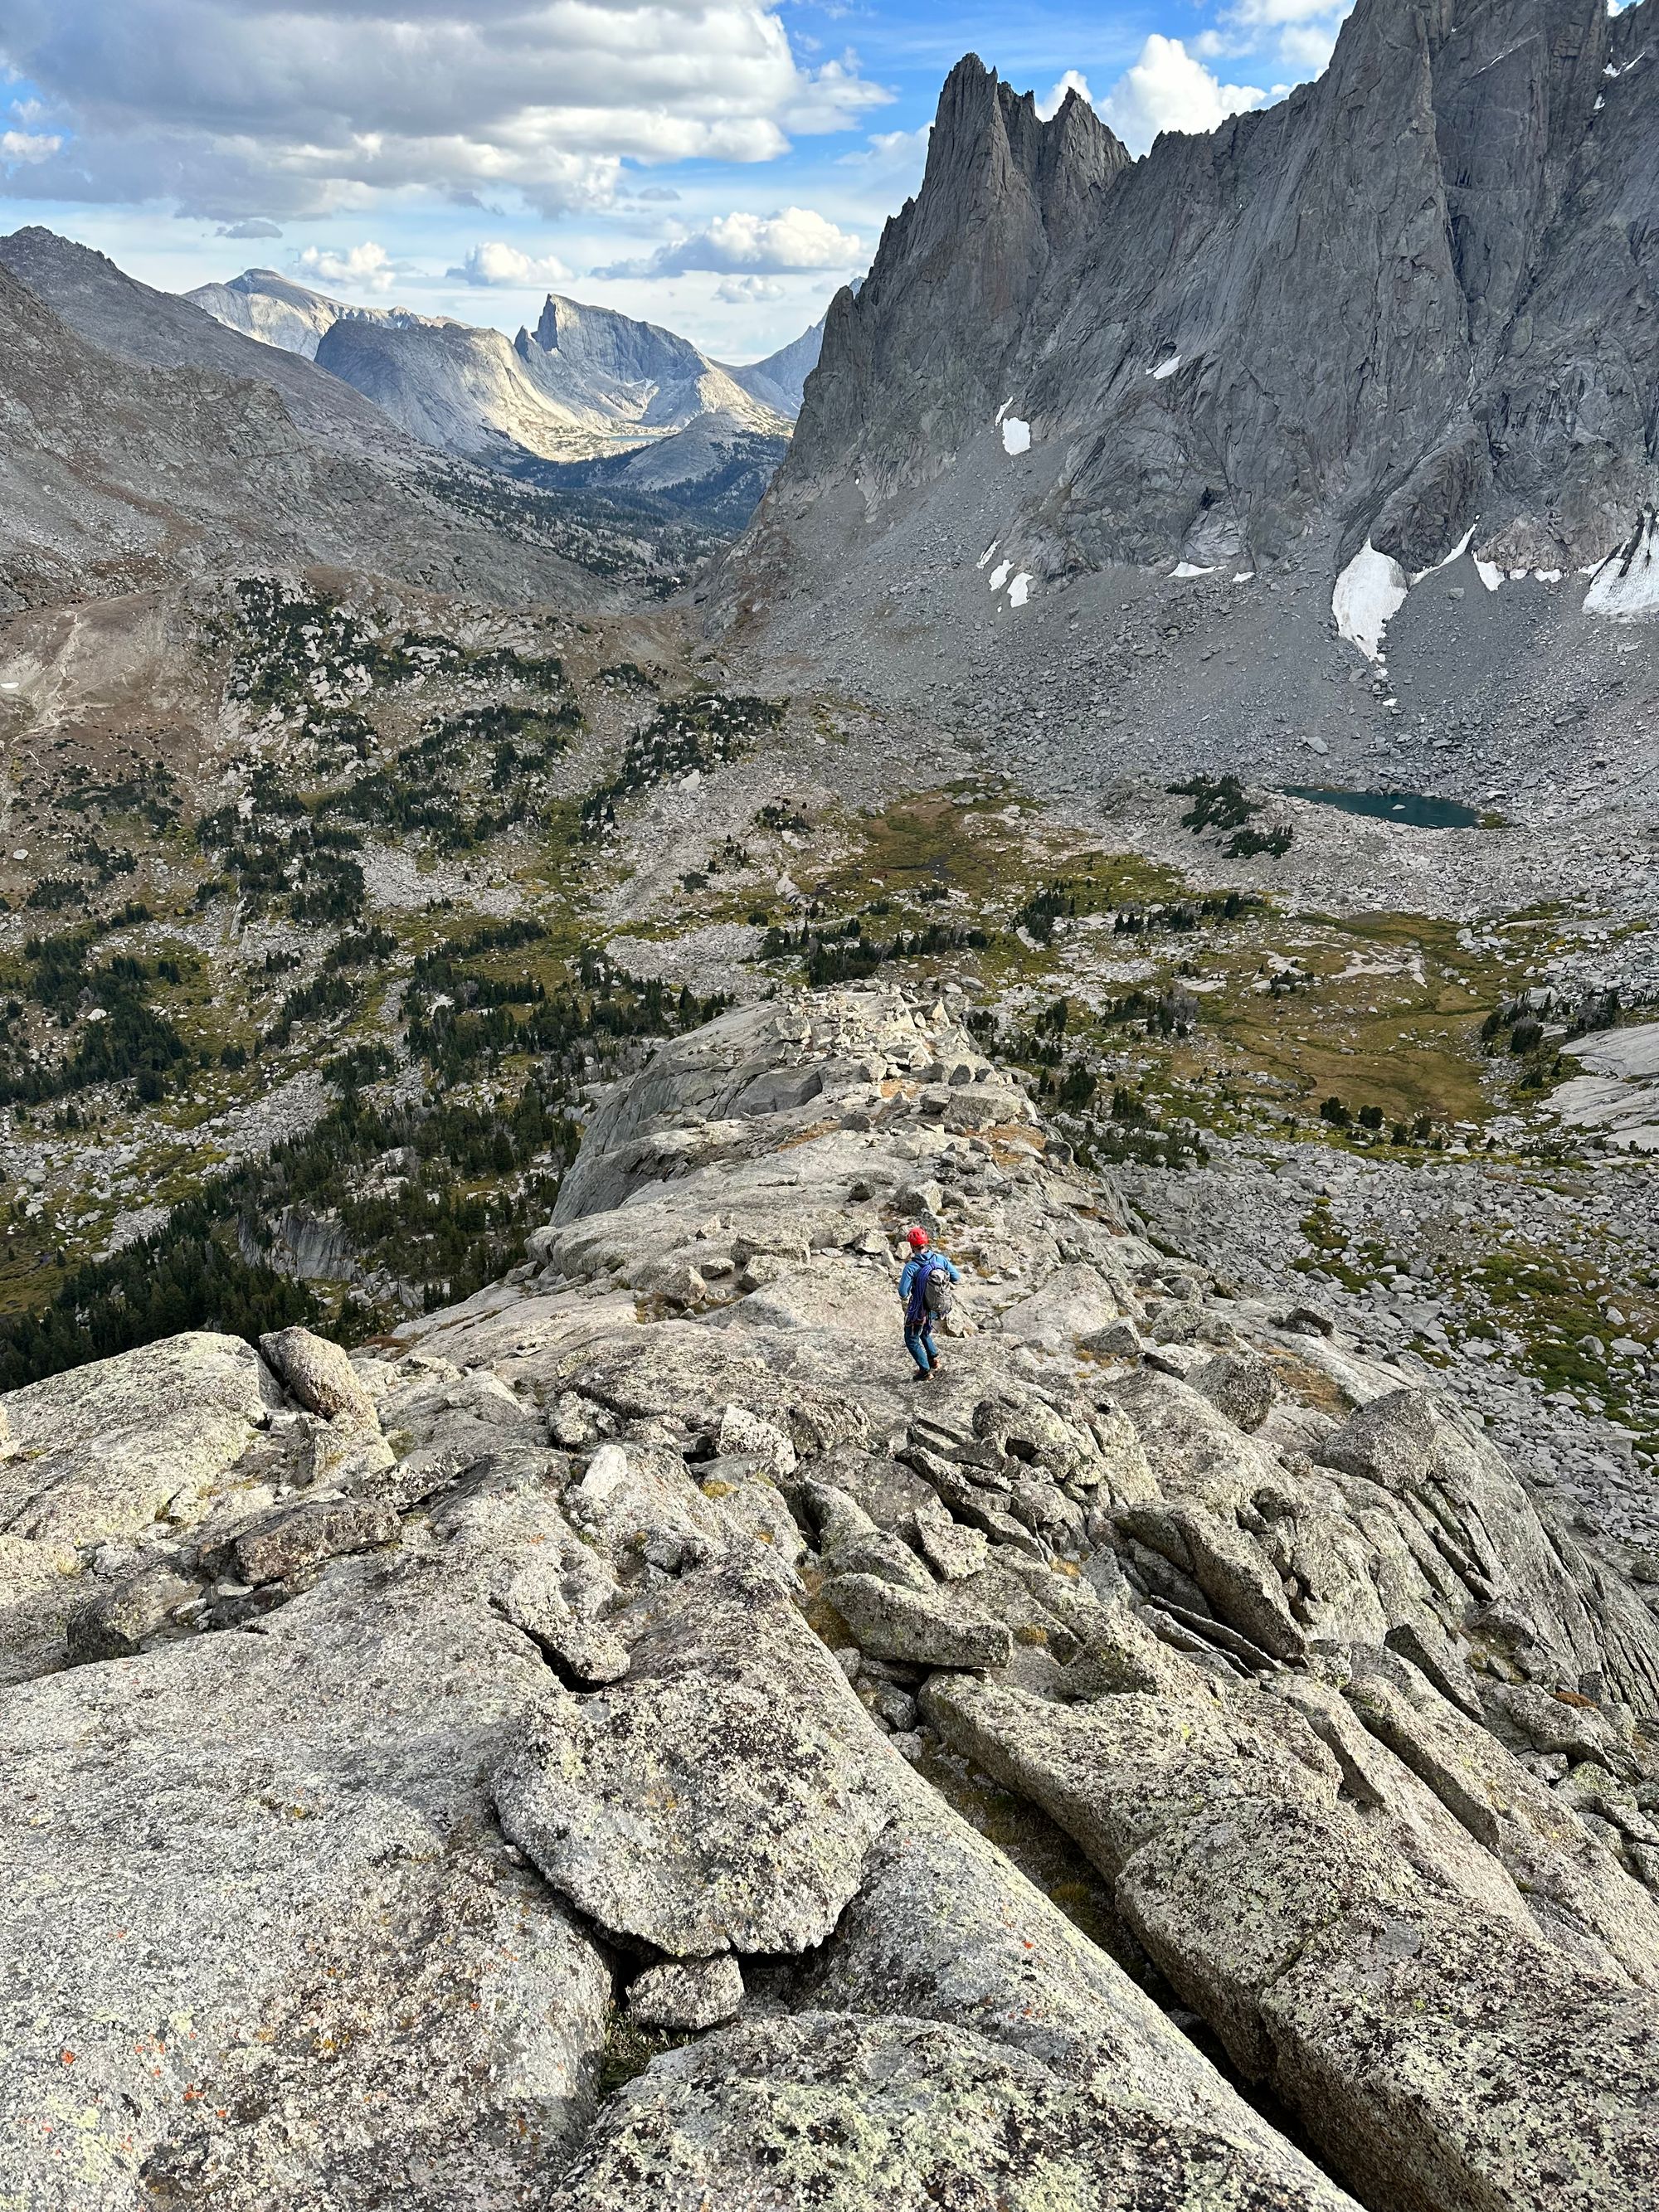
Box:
[898,1225,960,1383]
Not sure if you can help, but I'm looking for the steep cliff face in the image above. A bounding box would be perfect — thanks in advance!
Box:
[745,0,1657,601]
[786,63,1127,510]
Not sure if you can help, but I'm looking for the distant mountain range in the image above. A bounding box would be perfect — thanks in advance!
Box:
[0,226,730,609]
[187,268,825,525]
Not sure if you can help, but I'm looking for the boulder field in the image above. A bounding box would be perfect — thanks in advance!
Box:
[4,981,1659,2208]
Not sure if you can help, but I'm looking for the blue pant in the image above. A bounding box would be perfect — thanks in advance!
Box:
[905,1321,937,1375]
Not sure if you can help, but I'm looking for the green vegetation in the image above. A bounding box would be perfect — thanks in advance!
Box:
[194,763,367,922]
[1202,910,1507,1132]
[224,581,462,712]
[320,698,580,853]
[194,685,581,921]
[1291,1203,1657,1463]
[581,689,786,838]
[0,917,194,1108]
[221,581,565,718]
[966,999,1208,1169]
[0,1194,316,1393]
[599,2011,693,2095]
[1462,1246,1657,1454]
[1112,894,1259,938]
[57,761,179,830]
[760,912,991,988]
[0,954,729,1390]
[819,790,1065,912]
[1169,775,1292,859]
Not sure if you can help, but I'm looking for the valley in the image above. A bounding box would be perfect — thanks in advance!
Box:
[2,0,1658,2204]
[0,562,1652,1567]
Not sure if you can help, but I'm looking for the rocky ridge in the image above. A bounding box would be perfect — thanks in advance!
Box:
[713,0,1659,835]
[5,981,1659,2205]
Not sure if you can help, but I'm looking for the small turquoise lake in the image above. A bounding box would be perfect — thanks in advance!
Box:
[1280,786,1484,829]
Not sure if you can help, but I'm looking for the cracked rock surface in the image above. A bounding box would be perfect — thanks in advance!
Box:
[4,980,1659,2207]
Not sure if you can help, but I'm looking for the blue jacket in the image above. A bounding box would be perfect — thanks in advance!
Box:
[899,1250,959,1328]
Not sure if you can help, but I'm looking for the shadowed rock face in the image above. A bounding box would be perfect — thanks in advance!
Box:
[747,0,1659,598]
[785,65,1127,512]
[4,981,1659,2206]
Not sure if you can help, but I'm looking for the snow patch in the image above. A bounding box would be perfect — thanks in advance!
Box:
[977,542,998,569]
[1151,354,1181,380]
[989,560,1011,591]
[1170,562,1214,578]
[1585,510,1659,621]
[1332,539,1408,659]
[1474,558,1504,592]
[1232,571,1254,583]
[1408,527,1475,585]
[1001,416,1031,456]
[1534,567,1562,582]
[995,398,1012,425]
[1008,572,1032,608]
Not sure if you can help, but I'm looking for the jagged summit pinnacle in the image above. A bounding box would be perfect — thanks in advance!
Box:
[786,51,1126,497]
[910,52,1126,257]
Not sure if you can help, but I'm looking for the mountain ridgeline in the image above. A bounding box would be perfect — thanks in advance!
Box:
[743,0,1658,608]
[187,268,825,529]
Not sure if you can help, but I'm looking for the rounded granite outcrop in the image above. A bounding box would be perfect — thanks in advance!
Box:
[4,980,1659,2208]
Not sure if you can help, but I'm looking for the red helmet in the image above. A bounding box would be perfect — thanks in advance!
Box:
[906,1227,930,1249]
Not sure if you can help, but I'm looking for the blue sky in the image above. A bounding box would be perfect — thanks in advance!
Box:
[0,0,1353,361]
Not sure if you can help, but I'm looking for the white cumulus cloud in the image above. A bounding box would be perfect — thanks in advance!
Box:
[714,273,786,304]
[1276,21,1345,74]
[447,240,571,288]
[1099,36,1265,152]
[839,120,931,177]
[0,1,889,221]
[293,241,400,295]
[0,128,61,162]
[1199,0,1354,85]
[601,205,864,280]
[1226,0,1348,27]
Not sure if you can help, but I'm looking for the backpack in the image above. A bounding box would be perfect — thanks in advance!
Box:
[922,1259,955,1319]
